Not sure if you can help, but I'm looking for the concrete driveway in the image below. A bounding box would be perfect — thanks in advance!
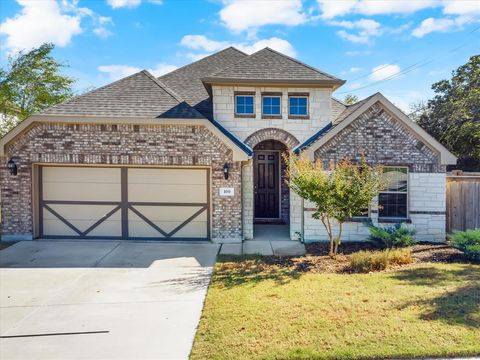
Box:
[0,240,219,360]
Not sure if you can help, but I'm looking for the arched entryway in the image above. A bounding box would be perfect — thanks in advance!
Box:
[253,139,289,224]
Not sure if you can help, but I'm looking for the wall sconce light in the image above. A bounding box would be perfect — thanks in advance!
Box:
[223,163,229,180]
[6,158,17,176]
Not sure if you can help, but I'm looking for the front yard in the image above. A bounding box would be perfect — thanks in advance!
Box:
[191,245,480,360]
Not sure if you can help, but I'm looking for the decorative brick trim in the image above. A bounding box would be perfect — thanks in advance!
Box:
[288,115,310,120]
[410,211,446,215]
[244,128,300,149]
[262,92,282,96]
[261,115,282,120]
[288,92,309,97]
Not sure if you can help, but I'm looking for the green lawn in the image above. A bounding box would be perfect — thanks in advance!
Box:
[191,258,480,360]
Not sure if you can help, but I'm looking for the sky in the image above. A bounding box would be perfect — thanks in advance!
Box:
[0,0,479,113]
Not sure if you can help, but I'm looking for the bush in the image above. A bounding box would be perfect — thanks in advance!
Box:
[449,229,480,262]
[349,248,413,273]
[368,223,416,249]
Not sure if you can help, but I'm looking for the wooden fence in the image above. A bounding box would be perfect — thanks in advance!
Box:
[446,171,480,232]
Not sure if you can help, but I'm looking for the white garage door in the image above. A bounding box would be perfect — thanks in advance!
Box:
[38,166,210,240]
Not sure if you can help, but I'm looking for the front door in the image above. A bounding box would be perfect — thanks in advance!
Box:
[254,151,280,219]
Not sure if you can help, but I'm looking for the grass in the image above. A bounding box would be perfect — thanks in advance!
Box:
[191,258,480,360]
[349,248,413,273]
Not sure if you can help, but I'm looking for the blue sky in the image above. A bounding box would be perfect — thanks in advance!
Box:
[1,0,479,112]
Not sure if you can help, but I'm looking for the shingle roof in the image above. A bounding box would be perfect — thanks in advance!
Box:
[203,48,345,85]
[331,97,347,122]
[159,47,248,119]
[332,93,378,125]
[40,70,205,119]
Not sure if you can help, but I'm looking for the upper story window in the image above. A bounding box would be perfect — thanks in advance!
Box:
[262,95,281,116]
[235,95,254,115]
[289,95,308,117]
[379,167,408,219]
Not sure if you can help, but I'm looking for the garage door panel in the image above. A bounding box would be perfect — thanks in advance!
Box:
[39,166,209,240]
[129,184,206,203]
[172,222,208,238]
[43,183,121,202]
[128,168,206,185]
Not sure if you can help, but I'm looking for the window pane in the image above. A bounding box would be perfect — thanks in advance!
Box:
[263,97,271,106]
[379,193,407,218]
[246,105,254,114]
[290,97,298,106]
[263,106,271,115]
[384,167,408,192]
[272,97,280,106]
[298,105,307,115]
[245,96,253,105]
[236,96,254,114]
[290,106,298,115]
[298,97,307,106]
[272,105,280,114]
[237,96,244,105]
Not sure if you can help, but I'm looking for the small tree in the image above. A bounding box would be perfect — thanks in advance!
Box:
[344,94,359,105]
[286,155,385,257]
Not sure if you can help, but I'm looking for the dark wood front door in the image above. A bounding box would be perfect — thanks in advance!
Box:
[254,151,280,219]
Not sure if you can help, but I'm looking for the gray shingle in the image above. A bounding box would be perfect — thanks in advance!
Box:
[40,70,204,119]
[159,47,247,119]
[204,48,345,84]
[331,97,347,122]
[333,93,378,124]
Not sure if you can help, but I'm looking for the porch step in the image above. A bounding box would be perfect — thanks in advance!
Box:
[219,240,306,256]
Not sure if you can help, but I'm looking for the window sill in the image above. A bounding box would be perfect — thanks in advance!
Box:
[378,218,412,224]
[288,115,309,120]
[234,114,255,119]
[261,115,282,120]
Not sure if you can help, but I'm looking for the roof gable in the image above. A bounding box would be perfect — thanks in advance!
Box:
[203,47,345,86]
[159,47,248,119]
[299,93,457,165]
[41,70,204,119]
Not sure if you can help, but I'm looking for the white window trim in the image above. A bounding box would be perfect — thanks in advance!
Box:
[235,95,255,116]
[261,95,282,116]
[378,166,409,219]
[288,95,309,116]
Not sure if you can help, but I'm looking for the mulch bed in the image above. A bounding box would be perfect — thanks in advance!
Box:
[219,242,472,276]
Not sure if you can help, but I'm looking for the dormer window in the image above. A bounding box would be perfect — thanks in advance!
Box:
[235,93,255,116]
[289,94,309,118]
[262,93,282,118]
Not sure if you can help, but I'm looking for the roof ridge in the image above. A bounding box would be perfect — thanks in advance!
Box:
[207,47,262,78]
[158,47,247,79]
[39,70,146,115]
[141,70,206,119]
[262,47,344,81]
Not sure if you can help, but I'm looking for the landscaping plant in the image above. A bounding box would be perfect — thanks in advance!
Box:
[368,223,416,249]
[349,248,413,273]
[449,228,480,262]
[286,155,385,257]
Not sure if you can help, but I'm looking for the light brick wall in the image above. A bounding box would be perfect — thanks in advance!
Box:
[212,85,332,143]
[303,172,447,243]
[0,122,244,242]
[242,160,254,240]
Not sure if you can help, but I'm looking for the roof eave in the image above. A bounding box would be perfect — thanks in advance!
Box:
[202,77,345,88]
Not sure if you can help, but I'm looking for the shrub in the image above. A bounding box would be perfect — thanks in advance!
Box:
[349,248,413,273]
[449,229,480,262]
[368,223,416,249]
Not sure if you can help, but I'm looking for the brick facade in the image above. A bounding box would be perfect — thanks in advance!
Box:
[314,103,444,173]
[0,122,243,241]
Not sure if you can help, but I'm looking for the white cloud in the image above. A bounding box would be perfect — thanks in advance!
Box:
[107,0,141,8]
[219,0,307,34]
[0,0,82,52]
[106,0,163,9]
[369,64,401,81]
[331,18,382,43]
[0,0,114,52]
[98,63,177,80]
[180,35,228,52]
[442,0,480,15]
[317,0,437,18]
[180,35,297,58]
[412,16,473,37]
[341,67,362,75]
[98,64,140,80]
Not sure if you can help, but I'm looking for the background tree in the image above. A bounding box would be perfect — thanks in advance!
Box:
[413,55,480,171]
[344,94,359,105]
[0,43,75,137]
[286,155,385,257]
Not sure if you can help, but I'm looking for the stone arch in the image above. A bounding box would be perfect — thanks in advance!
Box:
[244,128,300,150]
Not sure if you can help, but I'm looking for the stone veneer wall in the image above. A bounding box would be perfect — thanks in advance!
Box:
[0,122,243,242]
[212,85,331,143]
[303,102,447,243]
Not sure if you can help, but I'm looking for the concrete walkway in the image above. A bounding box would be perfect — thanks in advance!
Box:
[0,240,219,360]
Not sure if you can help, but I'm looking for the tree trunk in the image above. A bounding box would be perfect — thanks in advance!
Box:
[333,222,343,255]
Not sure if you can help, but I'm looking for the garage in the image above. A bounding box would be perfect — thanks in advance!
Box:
[38,166,210,240]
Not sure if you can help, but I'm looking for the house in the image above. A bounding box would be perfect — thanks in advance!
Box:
[0,47,456,243]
